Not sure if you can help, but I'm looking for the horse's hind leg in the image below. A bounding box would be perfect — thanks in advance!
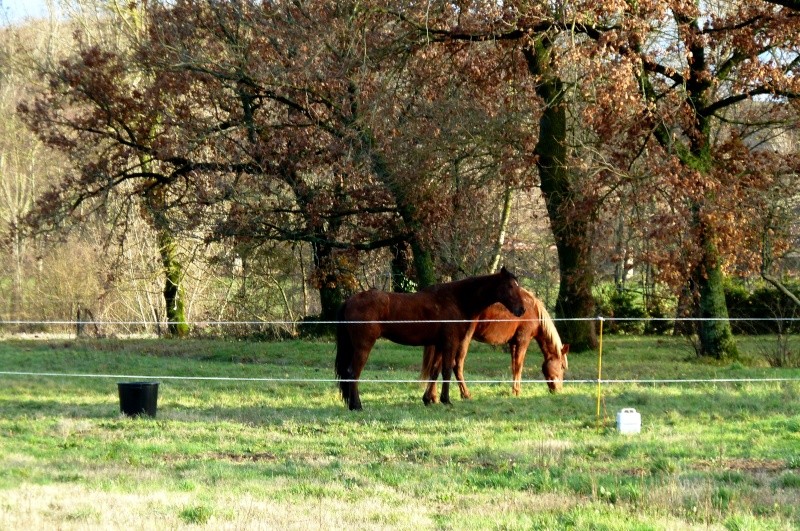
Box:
[347,336,377,411]
[423,383,439,406]
[339,363,363,411]
[422,379,439,406]
[347,351,370,411]
[440,372,452,405]
[348,376,363,411]
[422,346,440,406]
[439,346,457,405]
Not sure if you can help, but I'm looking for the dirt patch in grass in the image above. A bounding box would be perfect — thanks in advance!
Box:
[207,451,279,462]
[692,458,787,473]
[161,451,279,463]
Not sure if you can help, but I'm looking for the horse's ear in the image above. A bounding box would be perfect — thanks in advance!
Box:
[562,344,570,355]
[500,266,512,277]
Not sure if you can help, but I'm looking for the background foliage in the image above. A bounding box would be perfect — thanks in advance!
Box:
[0,1,798,356]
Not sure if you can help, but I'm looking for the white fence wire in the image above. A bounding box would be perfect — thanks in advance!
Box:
[1,316,798,386]
[2,317,800,325]
[0,370,797,385]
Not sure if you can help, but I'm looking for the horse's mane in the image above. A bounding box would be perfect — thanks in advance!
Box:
[526,290,563,356]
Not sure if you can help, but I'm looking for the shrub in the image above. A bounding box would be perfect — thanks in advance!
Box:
[595,287,646,334]
[644,296,674,335]
[725,280,800,335]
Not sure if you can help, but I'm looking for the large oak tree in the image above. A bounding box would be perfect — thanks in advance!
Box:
[20,0,536,323]
[396,0,799,356]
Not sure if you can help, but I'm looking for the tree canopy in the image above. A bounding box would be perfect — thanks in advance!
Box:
[4,0,798,351]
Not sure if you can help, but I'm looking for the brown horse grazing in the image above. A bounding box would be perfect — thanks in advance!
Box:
[420,288,569,404]
[335,267,526,410]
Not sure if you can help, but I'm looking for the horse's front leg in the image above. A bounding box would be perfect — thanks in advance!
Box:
[510,339,530,396]
[455,328,475,400]
[510,344,521,396]
[454,359,470,400]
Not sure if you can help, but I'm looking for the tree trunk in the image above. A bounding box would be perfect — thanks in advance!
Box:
[11,226,23,319]
[409,240,436,288]
[157,224,189,337]
[669,11,736,359]
[319,284,346,321]
[613,214,627,291]
[390,242,414,292]
[489,185,513,274]
[696,260,736,358]
[693,208,737,358]
[144,184,189,337]
[365,136,436,288]
[524,36,597,351]
[311,240,348,322]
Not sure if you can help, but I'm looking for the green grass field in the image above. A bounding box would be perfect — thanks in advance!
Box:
[1,336,799,529]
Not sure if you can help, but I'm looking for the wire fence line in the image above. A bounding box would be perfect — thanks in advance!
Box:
[2,316,800,326]
[2,316,798,387]
[0,370,798,385]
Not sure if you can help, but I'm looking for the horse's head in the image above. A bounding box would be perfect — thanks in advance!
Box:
[542,344,569,393]
[497,266,525,317]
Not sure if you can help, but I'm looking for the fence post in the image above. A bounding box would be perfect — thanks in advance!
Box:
[596,316,604,421]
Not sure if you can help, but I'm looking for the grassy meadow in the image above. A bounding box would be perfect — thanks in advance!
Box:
[1,335,799,529]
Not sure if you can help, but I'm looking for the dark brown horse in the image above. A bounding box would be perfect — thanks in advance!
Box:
[421,288,569,404]
[335,267,525,410]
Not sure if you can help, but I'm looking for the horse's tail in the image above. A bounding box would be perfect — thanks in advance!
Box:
[334,302,354,407]
[420,344,438,383]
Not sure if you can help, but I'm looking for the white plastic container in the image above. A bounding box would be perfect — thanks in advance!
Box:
[616,408,641,434]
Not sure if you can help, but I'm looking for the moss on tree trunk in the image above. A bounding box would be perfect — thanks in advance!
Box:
[365,134,436,289]
[525,36,598,351]
[694,212,738,359]
[312,241,347,324]
[158,229,189,337]
[144,178,189,338]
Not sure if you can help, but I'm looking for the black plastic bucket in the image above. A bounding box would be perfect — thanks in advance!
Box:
[117,382,159,418]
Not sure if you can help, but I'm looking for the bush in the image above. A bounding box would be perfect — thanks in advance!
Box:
[723,279,800,367]
[644,296,674,335]
[296,315,336,339]
[724,280,800,335]
[595,287,646,334]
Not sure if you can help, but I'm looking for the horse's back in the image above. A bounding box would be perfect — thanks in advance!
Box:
[385,290,459,345]
[342,289,460,346]
[342,289,390,321]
